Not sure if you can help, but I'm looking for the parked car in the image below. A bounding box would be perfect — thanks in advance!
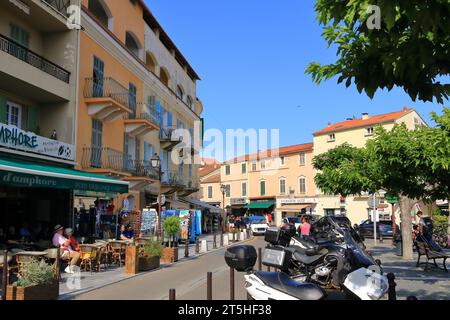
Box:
[249,217,269,235]
[282,217,301,230]
[358,220,396,238]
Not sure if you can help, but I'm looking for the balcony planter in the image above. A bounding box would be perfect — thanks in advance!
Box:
[161,247,178,264]
[6,280,59,301]
[138,255,161,271]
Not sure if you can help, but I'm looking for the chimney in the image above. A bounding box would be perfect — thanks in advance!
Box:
[403,106,408,112]
[362,113,369,120]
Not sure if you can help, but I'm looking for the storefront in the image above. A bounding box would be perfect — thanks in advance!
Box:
[0,156,128,245]
[180,197,223,234]
[245,200,275,224]
[275,197,319,226]
[229,198,248,217]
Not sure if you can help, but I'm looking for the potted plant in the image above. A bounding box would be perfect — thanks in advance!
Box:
[6,260,59,300]
[161,216,180,263]
[138,239,163,271]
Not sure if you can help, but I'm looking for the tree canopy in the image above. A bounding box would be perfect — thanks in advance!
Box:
[306,0,450,103]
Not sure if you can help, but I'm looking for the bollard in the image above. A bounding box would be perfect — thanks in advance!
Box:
[2,250,7,301]
[200,240,208,253]
[230,268,235,300]
[223,234,229,246]
[213,234,217,249]
[207,272,212,300]
[169,289,176,300]
[220,233,224,247]
[195,239,200,254]
[380,233,383,243]
[233,232,236,242]
[185,240,189,258]
[258,248,262,271]
[387,273,397,301]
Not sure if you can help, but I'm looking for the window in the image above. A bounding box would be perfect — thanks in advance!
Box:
[252,162,257,171]
[10,24,29,47]
[125,32,141,57]
[88,0,113,31]
[225,165,231,175]
[129,83,137,118]
[299,177,307,194]
[328,133,336,142]
[225,185,231,198]
[299,152,306,166]
[261,160,266,170]
[260,180,266,196]
[242,182,247,197]
[280,157,285,166]
[279,178,286,195]
[187,96,194,110]
[176,85,184,100]
[365,127,374,136]
[208,186,213,199]
[91,119,103,167]
[146,52,157,73]
[159,68,170,87]
[93,56,104,97]
[242,163,247,174]
[6,102,22,128]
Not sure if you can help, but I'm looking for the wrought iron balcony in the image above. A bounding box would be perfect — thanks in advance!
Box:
[128,103,161,127]
[42,0,71,17]
[84,77,132,110]
[0,33,70,83]
[125,159,159,180]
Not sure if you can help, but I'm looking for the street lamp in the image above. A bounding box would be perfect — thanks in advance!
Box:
[220,184,227,234]
[151,153,162,238]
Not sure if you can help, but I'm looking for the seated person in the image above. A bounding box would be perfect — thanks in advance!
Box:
[119,224,134,240]
[52,225,80,274]
[102,225,113,240]
[65,228,81,253]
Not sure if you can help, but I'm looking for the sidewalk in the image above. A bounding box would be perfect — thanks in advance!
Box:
[365,239,450,300]
[58,232,250,300]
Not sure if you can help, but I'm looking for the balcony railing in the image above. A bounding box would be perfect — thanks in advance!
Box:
[81,146,158,179]
[41,0,71,17]
[84,77,132,109]
[160,126,183,141]
[162,171,182,186]
[128,103,161,127]
[0,34,70,83]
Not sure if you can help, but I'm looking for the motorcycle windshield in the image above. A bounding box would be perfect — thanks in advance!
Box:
[343,230,377,268]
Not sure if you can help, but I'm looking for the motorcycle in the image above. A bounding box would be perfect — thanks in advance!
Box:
[224,245,388,300]
[264,218,381,290]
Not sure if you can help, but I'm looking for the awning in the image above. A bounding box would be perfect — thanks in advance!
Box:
[180,197,222,214]
[246,201,275,209]
[0,158,128,193]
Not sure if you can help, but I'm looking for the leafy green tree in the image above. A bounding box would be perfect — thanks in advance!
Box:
[163,216,180,248]
[314,109,450,259]
[306,0,450,103]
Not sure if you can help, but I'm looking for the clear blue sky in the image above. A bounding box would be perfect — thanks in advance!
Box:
[144,0,447,160]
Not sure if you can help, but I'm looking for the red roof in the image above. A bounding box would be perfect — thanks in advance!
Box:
[224,143,313,164]
[313,108,414,136]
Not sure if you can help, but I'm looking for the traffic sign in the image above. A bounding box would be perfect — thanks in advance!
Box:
[367,195,380,208]
[386,195,398,204]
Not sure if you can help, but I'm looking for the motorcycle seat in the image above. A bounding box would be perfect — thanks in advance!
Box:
[255,271,326,300]
[292,250,327,265]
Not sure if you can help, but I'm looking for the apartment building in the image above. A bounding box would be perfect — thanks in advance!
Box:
[0,0,128,231]
[313,107,428,225]
[199,158,222,208]
[77,0,203,213]
[216,143,317,226]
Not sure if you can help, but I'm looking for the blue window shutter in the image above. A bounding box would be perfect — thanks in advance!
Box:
[144,142,149,161]
[167,112,173,127]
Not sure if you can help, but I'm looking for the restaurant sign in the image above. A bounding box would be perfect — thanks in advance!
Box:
[0,171,128,193]
[279,198,319,205]
[0,123,75,161]
[231,198,247,205]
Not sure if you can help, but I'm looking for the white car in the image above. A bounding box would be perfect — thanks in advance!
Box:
[250,218,270,235]
[282,217,301,230]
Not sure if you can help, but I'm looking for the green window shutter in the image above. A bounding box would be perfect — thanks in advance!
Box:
[260,181,266,196]
[0,96,7,124]
[27,106,39,133]
[10,24,29,47]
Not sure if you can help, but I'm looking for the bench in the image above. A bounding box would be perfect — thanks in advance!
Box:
[415,241,449,272]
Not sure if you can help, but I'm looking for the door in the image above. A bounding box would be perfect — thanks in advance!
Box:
[93,56,104,97]
[91,119,103,167]
[6,101,22,128]
[129,83,137,118]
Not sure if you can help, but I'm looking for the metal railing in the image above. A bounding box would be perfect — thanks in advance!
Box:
[128,103,161,127]
[41,0,71,17]
[81,146,158,179]
[161,171,182,186]
[0,34,70,83]
[160,126,183,142]
[84,77,132,110]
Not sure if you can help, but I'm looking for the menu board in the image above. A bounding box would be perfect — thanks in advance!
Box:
[141,208,158,235]
[179,210,191,240]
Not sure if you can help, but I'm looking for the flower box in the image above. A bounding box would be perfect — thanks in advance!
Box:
[161,247,178,264]
[138,255,160,271]
[6,280,59,300]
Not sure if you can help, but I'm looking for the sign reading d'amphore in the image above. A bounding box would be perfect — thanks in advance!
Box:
[0,123,75,161]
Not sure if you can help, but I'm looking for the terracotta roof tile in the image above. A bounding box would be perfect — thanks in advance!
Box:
[314,108,413,136]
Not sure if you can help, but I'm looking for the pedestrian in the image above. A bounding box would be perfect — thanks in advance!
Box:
[299,216,311,240]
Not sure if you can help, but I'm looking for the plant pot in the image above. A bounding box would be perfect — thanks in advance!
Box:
[6,280,59,300]
[161,247,178,264]
[138,255,161,271]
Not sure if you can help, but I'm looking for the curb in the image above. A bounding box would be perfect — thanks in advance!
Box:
[58,236,256,300]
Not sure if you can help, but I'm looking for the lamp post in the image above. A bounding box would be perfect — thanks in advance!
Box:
[151,154,162,239]
[220,184,227,234]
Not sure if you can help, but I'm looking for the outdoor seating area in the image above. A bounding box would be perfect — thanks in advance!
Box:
[415,241,449,272]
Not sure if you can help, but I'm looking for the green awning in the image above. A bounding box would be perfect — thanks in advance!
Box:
[245,201,275,209]
[0,158,128,194]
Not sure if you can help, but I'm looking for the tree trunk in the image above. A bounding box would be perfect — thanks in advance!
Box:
[447,201,450,236]
[398,195,416,260]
